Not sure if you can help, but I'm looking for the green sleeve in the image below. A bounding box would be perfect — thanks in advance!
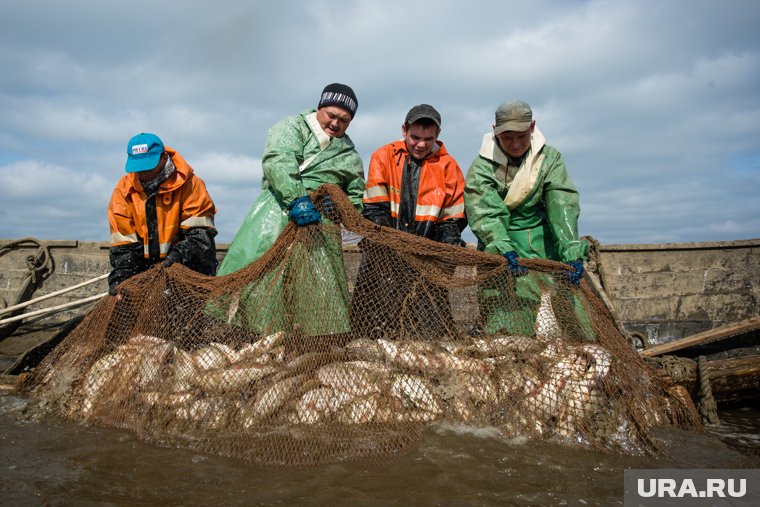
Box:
[261,115,310,206]
[464,156,516,255]
[541,151,588,262]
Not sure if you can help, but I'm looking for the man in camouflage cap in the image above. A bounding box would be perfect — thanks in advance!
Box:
[464,100,590,334]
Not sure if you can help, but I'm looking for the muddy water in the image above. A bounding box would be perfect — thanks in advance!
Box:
[1,393,757,507]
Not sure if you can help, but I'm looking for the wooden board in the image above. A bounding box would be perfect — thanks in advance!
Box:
[640,316,760,358]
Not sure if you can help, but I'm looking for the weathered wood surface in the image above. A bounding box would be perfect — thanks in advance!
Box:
[640,316,760,358]
[597,238,760,344]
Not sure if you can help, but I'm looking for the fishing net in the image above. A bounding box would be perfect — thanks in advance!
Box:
[19,184,701,466]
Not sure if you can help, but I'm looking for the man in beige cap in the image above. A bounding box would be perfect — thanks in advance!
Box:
[464,100,590,334]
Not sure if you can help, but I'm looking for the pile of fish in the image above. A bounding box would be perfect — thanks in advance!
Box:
[62,289,627,443]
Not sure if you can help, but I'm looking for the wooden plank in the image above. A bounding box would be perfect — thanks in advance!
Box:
[640,316,760,358]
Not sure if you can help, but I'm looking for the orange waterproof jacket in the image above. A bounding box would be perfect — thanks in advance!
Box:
[363,140,466,242]
[108,147,216,258]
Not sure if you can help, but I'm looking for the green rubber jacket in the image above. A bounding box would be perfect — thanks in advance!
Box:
[217,109,365,275]
[464,127,588,262]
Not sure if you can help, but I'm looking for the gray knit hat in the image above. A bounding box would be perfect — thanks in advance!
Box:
[494,100,533,135]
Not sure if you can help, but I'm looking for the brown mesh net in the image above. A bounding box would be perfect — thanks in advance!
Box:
[19,184,701,465]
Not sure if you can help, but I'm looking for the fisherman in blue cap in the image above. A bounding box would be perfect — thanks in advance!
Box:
[107,133,218,296]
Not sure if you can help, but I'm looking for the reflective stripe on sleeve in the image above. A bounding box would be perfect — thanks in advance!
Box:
[415,204,443,220]
[181,216,215,228]
[110,231,139,245]
[363,185,389,199]
[440,202,465,220]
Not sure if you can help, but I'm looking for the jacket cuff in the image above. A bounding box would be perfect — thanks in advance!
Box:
[559,239,590,263]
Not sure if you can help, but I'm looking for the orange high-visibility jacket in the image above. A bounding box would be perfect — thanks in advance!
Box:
[363,140,465,240]
[108,147,216,259]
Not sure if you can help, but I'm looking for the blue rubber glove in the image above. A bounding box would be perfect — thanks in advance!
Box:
[561,259,584,286]
[504,251,528,276]
[288,196,321,226]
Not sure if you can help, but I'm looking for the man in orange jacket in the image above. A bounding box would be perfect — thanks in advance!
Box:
[362,104,466,244]
[107,133,218,296]
[352,105,467,339]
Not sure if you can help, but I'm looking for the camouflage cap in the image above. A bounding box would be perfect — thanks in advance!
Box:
[494,100,533,135]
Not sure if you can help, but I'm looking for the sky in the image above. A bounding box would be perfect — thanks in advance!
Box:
[1,0,759,247]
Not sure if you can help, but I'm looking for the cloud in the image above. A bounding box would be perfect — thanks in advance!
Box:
[0,0,758,247]
[0,159,112,240]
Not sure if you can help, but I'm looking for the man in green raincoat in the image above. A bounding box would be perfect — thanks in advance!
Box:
[217,83,365,275]
[464,100,591,336]
[213,84,364,337]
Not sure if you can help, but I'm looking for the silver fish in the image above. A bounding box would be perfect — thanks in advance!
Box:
[175,397,229,430]
[378,339,444,371]
[448,371,498,404]
[209,342,240,364]
[237,331,286,361]
[247,375,305,423]
[390,374,442,414]
[137,391,194,407]
[292,387,353,424]
[81,349,125,416]
[170,349,197,392]
[192,344,231,371]
[468,335,538,357]
[316,361,384,397]
[336,395,379,424]
[375,405,440,423]
[192,363,277,393]
[345,338,385,361]
[130,339,177,390]
[535,290,561,342]
[577,344,612,384]
[437,353,494,375]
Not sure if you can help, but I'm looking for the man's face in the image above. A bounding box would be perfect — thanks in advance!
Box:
[495,122,535,158]
[402,122,439,160]
[137,152,166,182]
[316,106,352,138]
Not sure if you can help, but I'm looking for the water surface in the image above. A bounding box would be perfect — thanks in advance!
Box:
[1,394,756,506]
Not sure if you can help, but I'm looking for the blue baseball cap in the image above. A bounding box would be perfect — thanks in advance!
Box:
[125,133,165,173]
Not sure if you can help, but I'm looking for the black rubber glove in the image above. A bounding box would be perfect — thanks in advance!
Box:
[288,196,321,226]
[504,251,528,276]
[163,250,183,268]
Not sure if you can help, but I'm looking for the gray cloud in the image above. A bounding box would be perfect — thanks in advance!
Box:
[1,0,758,248]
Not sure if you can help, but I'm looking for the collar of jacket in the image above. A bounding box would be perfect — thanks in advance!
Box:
[478,128,547,210]
[478,127,546,166]
[127,146,192,196]
[304,110,332,150]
